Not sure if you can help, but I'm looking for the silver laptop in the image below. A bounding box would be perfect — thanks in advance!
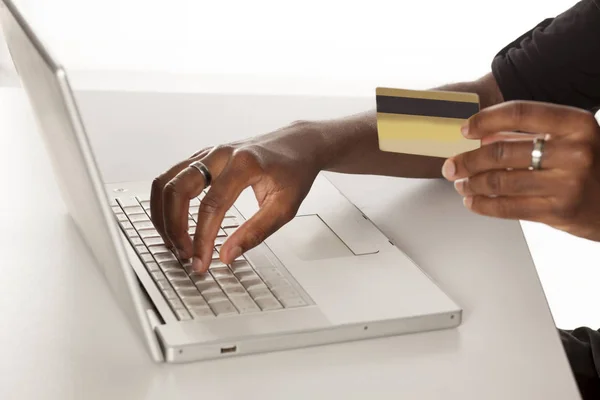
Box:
[0,0,461,363]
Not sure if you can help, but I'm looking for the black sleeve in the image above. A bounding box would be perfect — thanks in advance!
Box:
[559,328,600,399]
[491,0,600,112]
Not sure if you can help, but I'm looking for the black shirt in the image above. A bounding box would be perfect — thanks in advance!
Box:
[491,0,600,113]
[490,2,600,399]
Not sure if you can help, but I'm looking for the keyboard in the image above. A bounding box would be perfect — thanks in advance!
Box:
[112,193,309,321]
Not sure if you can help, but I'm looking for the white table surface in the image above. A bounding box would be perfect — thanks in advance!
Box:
[0,86,582,399]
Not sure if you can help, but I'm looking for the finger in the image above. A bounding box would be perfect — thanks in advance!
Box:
[455,169,562,197]
[155,147,228,253]
[463,101,594,140]
[444,140,561,181]
[480,131,546,146]
[463,195,553,220]
[191,160,256,273]
[162,164,208,259]
[220,200,295,264]
[150,153,207,248]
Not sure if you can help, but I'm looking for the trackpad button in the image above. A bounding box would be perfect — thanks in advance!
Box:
[272,215,352,261]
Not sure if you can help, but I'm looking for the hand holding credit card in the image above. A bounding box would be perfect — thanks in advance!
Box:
[376,87,480,158]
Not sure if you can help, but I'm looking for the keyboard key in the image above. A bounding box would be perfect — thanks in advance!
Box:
[155,279,171,291]
[139,200,151,210]
[208,260,228,270]
[204,291,228,304]
[111,206,121,213]
[141,253,155,263]
[210,300,238,316]
[110,198,118,206]
[148,245,170,255]
[221,217,242,229]
[215,277,239,287]
[217,229,227,237]
[151,271,165,281]
[116,197,139,207]
[164,270,189,282]
[162,288,179,301]
[123,205,144,215]
[154,253,177,263]
[171,280,196,290]
[190,272,213,283]
[115,213,128,222]
[210,268,233,280]
[128,213,149,222]
[214,236,226,246]
[133,221,154,230]
[190,212,199,221]
[124,229,137,238]
[176,308,192,321]
[280,297,307,308]
[136,195,150,202]
[231,261,253,274]
[159,261,183,273]
[188,227,196,235]
[190,197,200,206]
[135,245,148,254]
[183,297,209,308]
[120,221,134,230]
[130,237,143,246]
[143,237,164,247]
[225,209,237,218]
[145,262,160,272]
[248,286,272,299]
[178,288,202,299]
[223,285,247,297]
[189,306,214,319]
[235,270,259,281]
[139,229,160,238]
[168,297,185,310]
[196,281,221,294]
[230,295,260,313]
[255,296,283,311]
[241,278,265,291]
[212,250,219,260]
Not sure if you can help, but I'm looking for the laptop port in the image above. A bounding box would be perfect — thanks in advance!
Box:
[220,345,237,354]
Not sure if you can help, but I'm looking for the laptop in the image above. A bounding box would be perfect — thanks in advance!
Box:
[0,0,462,363]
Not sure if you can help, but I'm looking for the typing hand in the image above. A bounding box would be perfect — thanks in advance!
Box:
[150,121,327,273]
[442,101,600,242]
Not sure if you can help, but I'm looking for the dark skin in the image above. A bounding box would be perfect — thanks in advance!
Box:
[150,72,600,273]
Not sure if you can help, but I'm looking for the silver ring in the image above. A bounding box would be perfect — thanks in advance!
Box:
[529,137,545,170]
[189,161,212,187]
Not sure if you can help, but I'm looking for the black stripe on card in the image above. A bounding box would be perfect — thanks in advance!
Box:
[376,95,479,119]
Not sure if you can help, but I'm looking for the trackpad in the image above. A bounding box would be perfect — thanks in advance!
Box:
[274,215,352,261]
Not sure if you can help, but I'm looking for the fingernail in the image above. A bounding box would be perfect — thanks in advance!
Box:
[230,246,243,261]
[461,123,469,137]
[454,178,467,194]
[441,159,456,179]
[463,196,473,208]
[192,257,203,272]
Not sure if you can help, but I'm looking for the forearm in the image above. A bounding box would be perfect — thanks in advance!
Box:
[319,73,503,178]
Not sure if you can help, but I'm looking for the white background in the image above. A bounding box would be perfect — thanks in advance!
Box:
[1,0,599,330]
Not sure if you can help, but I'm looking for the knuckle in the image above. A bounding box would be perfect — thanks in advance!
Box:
[508,100,526,123]
[490,141,508,164]
[246,227,268,249]
[485,171,503,193]
[232,148,258,167]
[199,193,222,215]
[151,176,167,193]
[570,143,594,169]
[162,180,180,199]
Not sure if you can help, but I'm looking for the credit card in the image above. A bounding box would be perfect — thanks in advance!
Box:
[376,87,480,158]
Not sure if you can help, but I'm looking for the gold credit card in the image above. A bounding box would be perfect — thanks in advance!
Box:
[376,87,480,158]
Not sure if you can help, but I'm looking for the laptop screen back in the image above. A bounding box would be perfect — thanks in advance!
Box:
[0,0,157,358]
